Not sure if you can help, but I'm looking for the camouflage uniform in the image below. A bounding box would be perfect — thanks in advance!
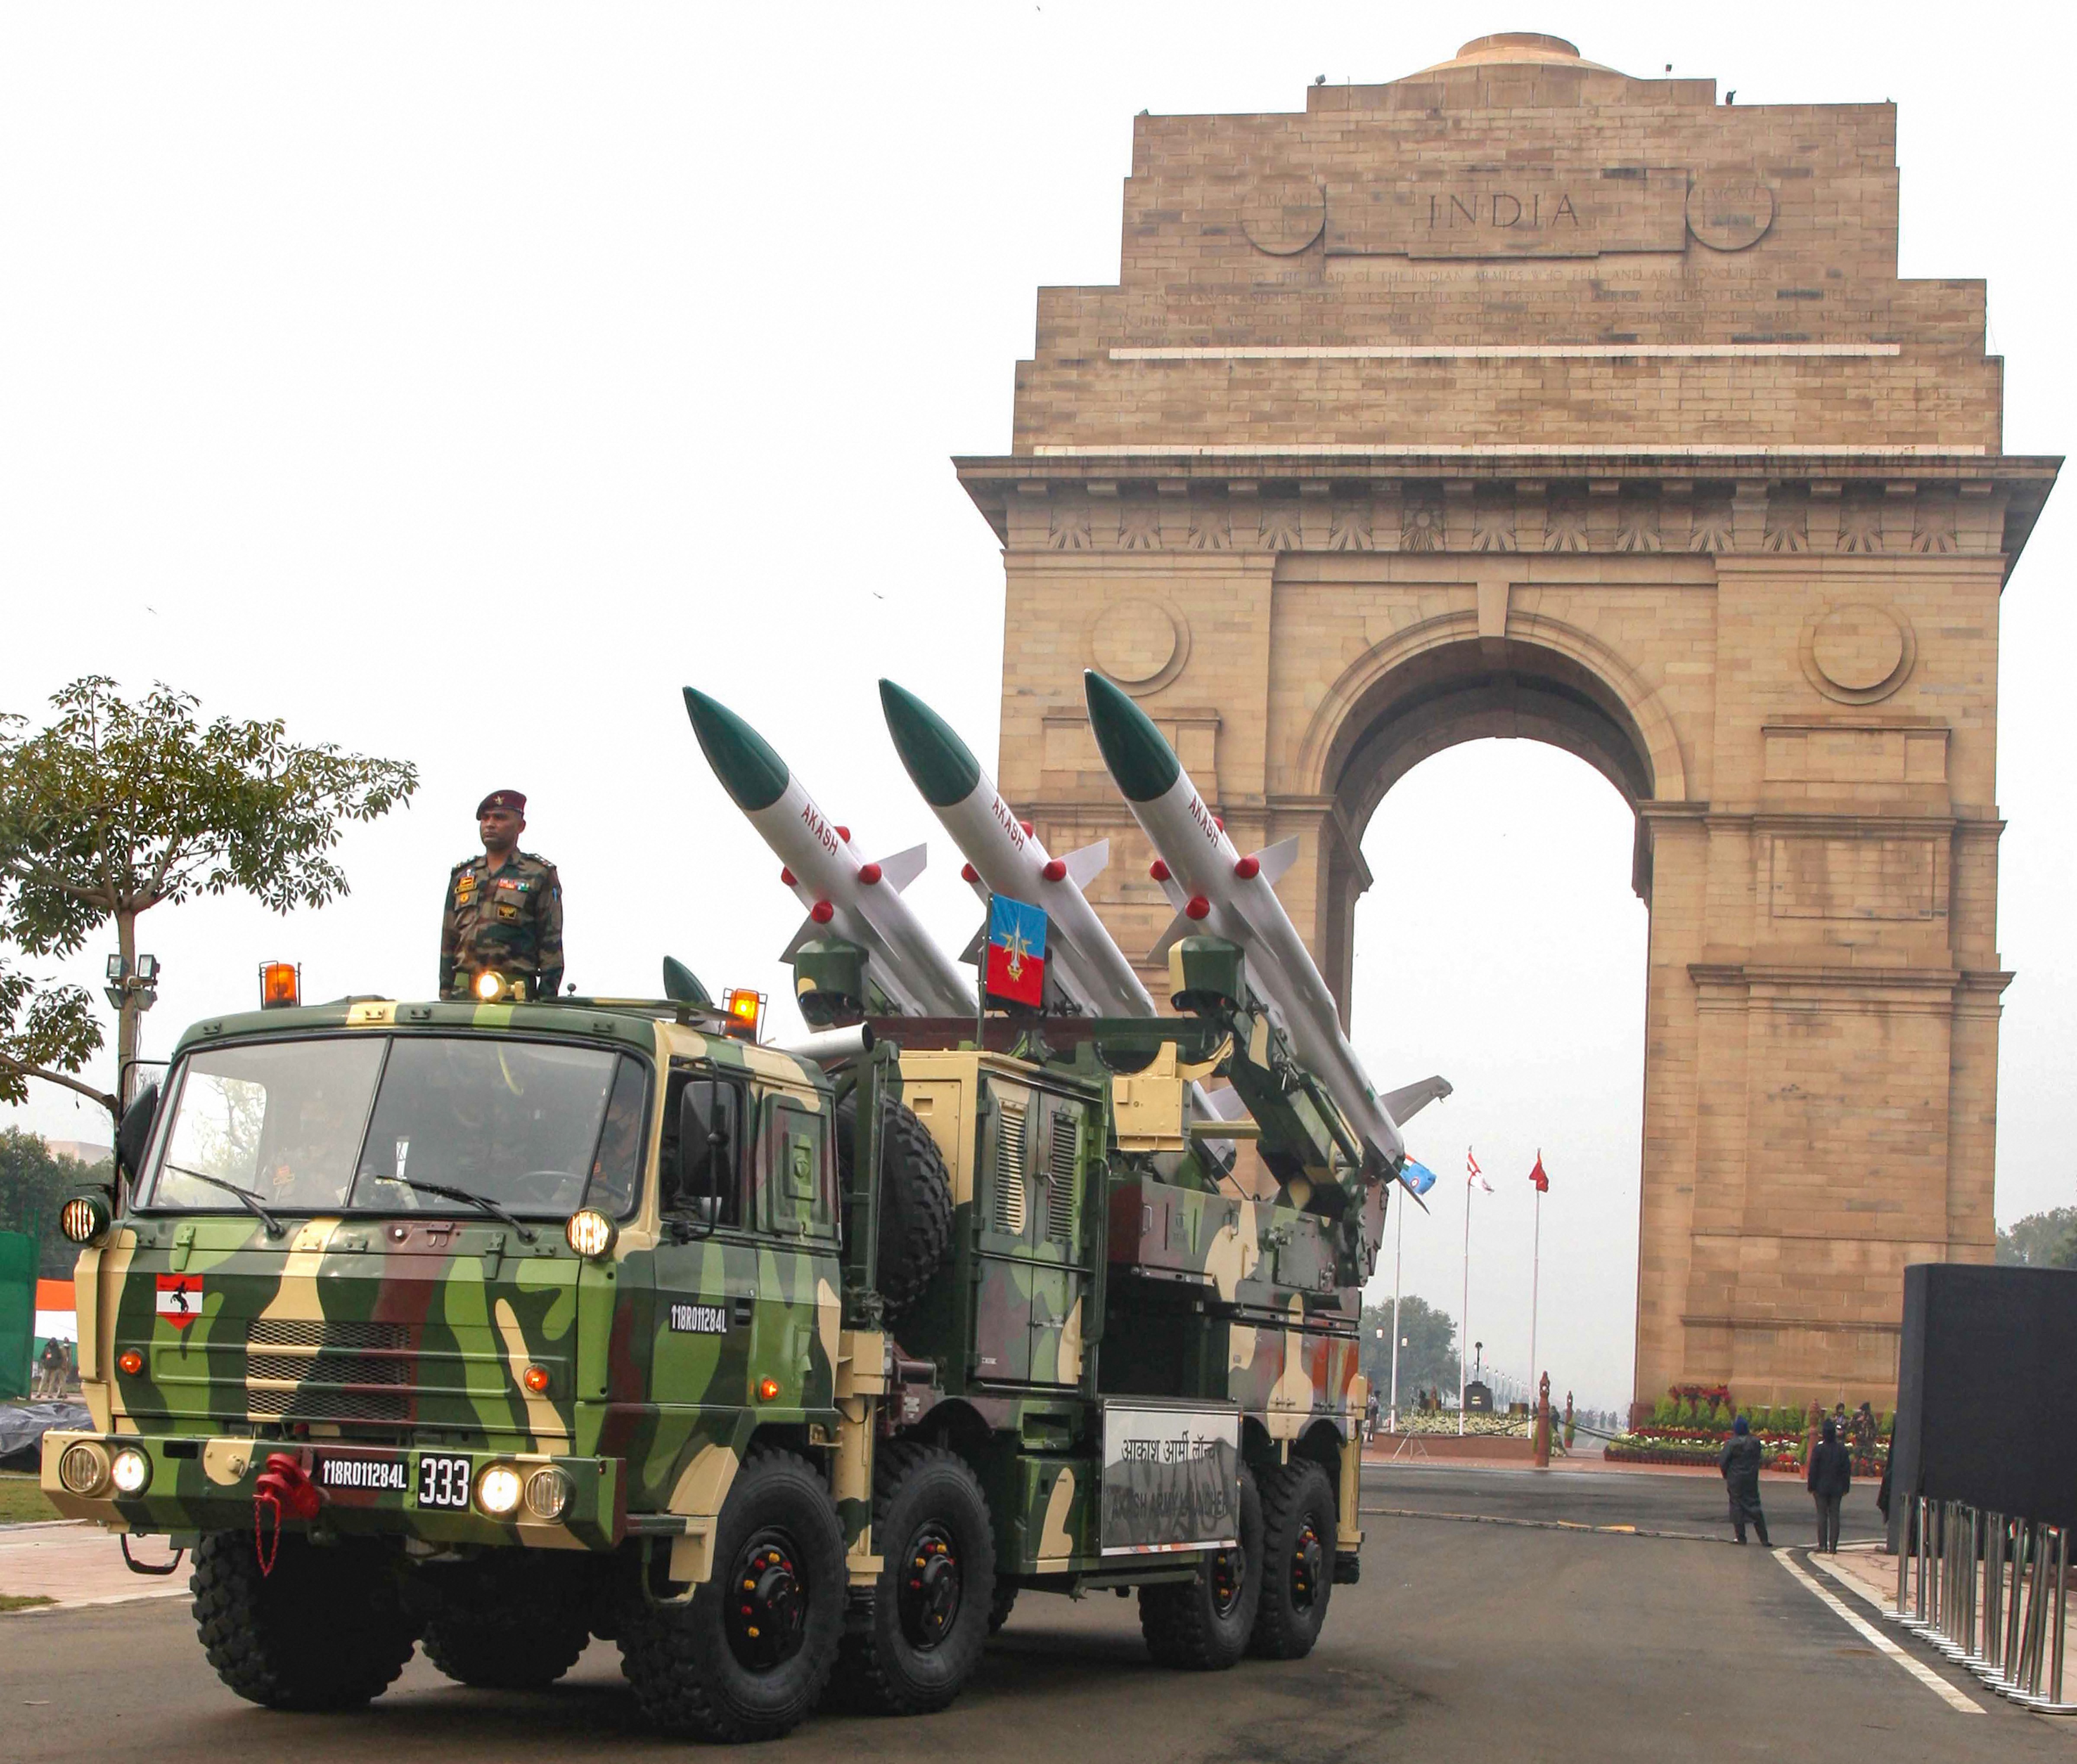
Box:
[439,850,565,999]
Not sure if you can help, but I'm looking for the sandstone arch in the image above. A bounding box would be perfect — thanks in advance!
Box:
[958,37,2057,1410]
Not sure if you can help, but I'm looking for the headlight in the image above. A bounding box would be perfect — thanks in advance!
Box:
[59,1193,112,1245]
[473,970,505,1001]
[58,1442,110,1497]
[524,1467,573,1521]
[565,1209,615,1258]
[476,1464,523,1516]
[110,1448,151,1496]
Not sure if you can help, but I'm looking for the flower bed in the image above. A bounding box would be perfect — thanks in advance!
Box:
[1604,1430,1889,1475]
[1394,1411,1533,1438]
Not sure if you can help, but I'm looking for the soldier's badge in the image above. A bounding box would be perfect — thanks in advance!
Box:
[156,1273,203,1330]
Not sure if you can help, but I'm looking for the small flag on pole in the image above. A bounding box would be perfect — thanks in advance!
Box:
[1529,1152,1550,1193]
[1400,1159,1437,1197]
[1467,1148,1492,1194]
[984,895,1048,1009]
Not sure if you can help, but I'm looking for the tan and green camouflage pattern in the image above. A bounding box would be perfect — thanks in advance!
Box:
[45,982,1368,1592]
[439,848,565,999]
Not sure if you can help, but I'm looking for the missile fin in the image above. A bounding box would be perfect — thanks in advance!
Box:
[1252,835,1301,887]
[1148,908,1196,964]
[1152,870,1188,911]
[873,843,929,893]
[779,914,826,964]
[1379,1075,1454,1124]
[1060,839,1109,889]
[959,922,986,966]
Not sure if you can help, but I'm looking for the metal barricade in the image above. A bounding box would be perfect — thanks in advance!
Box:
[1885,1496,2076,1712]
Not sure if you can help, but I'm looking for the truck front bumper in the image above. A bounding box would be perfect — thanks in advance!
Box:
[39,1431,624,1552]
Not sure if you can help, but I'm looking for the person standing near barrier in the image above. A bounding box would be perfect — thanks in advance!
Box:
[1720,1415,1771,1546]
[1807,1417,1852,1552]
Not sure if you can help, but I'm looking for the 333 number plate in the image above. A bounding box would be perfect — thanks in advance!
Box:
[416,1453,472,1510]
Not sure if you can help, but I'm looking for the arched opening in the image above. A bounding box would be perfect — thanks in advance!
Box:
[1325,637,1654,1418]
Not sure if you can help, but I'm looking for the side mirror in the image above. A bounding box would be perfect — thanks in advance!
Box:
[115,1083,159,1183]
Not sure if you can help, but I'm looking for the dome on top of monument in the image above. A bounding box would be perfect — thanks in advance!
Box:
[1411,32,1621,76]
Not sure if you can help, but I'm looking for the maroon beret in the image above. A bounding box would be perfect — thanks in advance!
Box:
[476,789,527,817]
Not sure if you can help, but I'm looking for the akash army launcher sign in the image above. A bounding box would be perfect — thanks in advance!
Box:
[39,676,1449,1747]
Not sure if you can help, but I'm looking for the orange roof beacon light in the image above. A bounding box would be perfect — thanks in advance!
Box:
[259,962,300,1010]
[724,988,765,1041]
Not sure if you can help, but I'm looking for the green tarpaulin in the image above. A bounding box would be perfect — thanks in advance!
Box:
[0,1231,35,1400]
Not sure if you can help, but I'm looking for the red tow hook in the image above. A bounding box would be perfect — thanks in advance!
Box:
[253,1451,322,1577]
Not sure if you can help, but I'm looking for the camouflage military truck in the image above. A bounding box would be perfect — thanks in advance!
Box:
[44,941,1376,1742]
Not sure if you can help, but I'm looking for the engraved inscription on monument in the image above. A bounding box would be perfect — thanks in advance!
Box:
[1323,165,1688,258]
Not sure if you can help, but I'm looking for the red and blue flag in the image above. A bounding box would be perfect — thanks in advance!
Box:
[984,895,1048,1009]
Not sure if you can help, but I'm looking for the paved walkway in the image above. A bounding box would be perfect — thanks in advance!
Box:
[0,1520,188,1613]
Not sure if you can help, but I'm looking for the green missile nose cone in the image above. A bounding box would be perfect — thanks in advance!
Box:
[879,679,982,808]
[682,687,790,812]
[1083,670,1180,802]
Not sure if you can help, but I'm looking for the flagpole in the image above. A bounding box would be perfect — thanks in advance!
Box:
[1529,1181,1541,1395]
[1460,1152,1471,1437]
[1388,1192,1404,1432]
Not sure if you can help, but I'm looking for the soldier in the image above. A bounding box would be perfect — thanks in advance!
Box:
[439,789,565,1001]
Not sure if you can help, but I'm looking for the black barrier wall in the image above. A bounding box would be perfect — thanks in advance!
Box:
[1891,1262,2077,1551]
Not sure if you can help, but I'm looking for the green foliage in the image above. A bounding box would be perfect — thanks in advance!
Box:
[0,957,107,1112]
[1713,1399,1733,1428]
[1652,1395,1676,1426]
[1997,1207,2077,1270]
[1675,1397,1695,1426]
[1753,1405,1773,1432]
[0,1127,107,1277]
[1359,1293,1462,1408]
[0,676,417,1096]
[0,676,419,955]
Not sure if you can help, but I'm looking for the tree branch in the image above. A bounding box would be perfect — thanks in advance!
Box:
[0,1053,118,1120]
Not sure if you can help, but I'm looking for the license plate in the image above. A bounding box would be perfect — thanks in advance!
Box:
[415,1453,473,1510]
[312,1452,409,1496]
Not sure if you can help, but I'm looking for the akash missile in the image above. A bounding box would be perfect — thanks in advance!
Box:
[878,679,1153,1019]
[683,687,974,1020]
[1083,669,1442,1181]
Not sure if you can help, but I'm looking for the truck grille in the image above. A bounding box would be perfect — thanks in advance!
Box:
[241,1319,416,1424]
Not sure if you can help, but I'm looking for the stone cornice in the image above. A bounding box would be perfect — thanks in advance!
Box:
[955,453,2060,574]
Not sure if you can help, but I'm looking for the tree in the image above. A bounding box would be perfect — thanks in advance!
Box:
[0,1127,110,1277]
[0,956,110,1114]
[0,677,417,1116]
[1360,1293,1461,1409]
[1997,1207,2077,1269]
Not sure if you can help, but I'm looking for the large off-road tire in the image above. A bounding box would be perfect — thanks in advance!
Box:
[838,1442,995,1715]
[1247,1458,1336,1661]
[191,1530,415,1710]
[420,1552,594,1689]
[986,1577,1018,1635]
[835,1096,953,1320]
[1139,1461,1263,1671]
[617,1449,845,1742]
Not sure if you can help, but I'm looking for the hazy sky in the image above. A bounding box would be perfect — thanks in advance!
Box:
[3,4,2070,1411]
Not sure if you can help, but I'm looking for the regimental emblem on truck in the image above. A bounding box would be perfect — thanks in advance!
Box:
[155,1273,203,1330]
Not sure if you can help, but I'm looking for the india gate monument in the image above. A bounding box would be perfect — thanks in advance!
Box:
[954,33,2058,1410]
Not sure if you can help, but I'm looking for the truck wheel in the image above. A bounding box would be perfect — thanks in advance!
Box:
[191,1531,415,1710]
[987,1577,1018,1635]
[618,1449,845,1741]
[839,1441,995,1715]
[1139,1461,1263,1671]
[1247,1459,1335,1660]
[421,1553,593,1689]
[835,1096,953,1320]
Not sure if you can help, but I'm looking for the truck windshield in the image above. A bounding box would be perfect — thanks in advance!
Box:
[145,1034,647,1219]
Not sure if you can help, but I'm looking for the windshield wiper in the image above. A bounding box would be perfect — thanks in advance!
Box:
[162,1164,286,1239]
[374,1174,538,1243]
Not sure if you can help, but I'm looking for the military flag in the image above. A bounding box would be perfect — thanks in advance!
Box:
[1400,1159,1438,1197]
[1529,1152,1550,1193]
[984,894,1048,1009]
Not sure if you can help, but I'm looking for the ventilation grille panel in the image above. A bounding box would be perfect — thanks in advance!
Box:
[993,1103,1028,1236]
